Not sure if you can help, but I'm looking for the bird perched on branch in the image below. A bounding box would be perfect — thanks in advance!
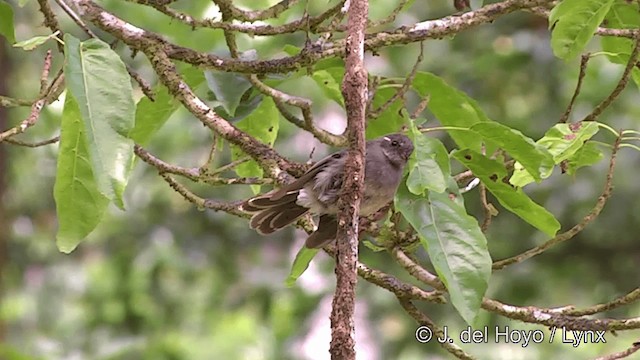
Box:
[242,133,414,248]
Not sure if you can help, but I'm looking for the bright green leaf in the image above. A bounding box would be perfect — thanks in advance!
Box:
[406,126,449,195]
[566,141,604,175]
[453,149,561,236]
[63,34,135,209]
[538,122,600,161]
[312,69,344,106]
[0,1,15,43]
[130,66,204,144]
[549,0,615,60]
[285,246,320,286]
[204,70,253,116]
[601,0,640,87]
[395,180,491,326]
[510,122,600,186]
[54,94,109,253]
[413,72,491,152]
[470,122,554,181]
[13,33,58,51]
[232,97,279,194]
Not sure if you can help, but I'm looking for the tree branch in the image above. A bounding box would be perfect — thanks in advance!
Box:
[330,0,368,358]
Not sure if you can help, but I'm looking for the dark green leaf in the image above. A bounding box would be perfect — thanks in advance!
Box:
[470,122,554,181]
[130,66,205,144]
[395,180,491,326]
[204,71,253,116]
[54,94,109,253]
[232,97,279,194]
[549,0,615,59]
[413,72,491,152]
[285,246,320,287]
[63,34,135,209]
[0,0,15,43]
[453,149,561,236]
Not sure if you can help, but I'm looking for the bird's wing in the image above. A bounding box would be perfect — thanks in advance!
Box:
[269,149,346,201]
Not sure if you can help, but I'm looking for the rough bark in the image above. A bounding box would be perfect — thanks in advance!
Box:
[329,0,369,359]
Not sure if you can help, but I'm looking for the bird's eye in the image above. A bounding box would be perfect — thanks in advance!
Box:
[391,140,399,147]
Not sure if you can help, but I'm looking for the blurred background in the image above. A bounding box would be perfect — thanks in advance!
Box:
[1,0,639,359]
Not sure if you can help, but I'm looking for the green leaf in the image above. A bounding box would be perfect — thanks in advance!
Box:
[63,34,135,209]
[470,122,554,181]
[510,122,600,186]
[283,45,300,56]
[285,246,320,286]
[600,1,640,86]
[130,66,205,144]
[0,1,15,43]
[538,122,600,161]
[565,141,604,175]
[395,180,491,326]
[406,126,449,195]
[54,94,109,253]
[232,97,279,194]
[453,149,561,236]
[366,87,406,139]
[549,0,615,60]
[413,72,491,152]
[18,0,30,6]
[312,68,344,106]
[13,33,58,51]
[204,70,253,116]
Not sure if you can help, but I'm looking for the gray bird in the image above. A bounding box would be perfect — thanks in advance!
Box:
[241,133,414,248]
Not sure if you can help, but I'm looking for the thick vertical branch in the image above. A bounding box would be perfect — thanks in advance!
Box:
[330,0,368,359]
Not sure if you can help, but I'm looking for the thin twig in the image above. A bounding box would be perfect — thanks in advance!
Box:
[564,288,640,316]
[0,51,53,142]
[584,32,640,122]
[368,42,424,120]
[493,133,622,269]
[3,136,60,147]
[399,299,476,360]
[560,53,590,123]
[593,342,640,360]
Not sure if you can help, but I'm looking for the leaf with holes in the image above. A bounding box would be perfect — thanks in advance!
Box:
[232,97,279,194]
[470,122,554,182]
[454,149,560,236]
[312,68,344,106]
[510,122,600,187]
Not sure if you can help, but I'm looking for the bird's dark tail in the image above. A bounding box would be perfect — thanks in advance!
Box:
[242,191,309,235]
[304,215,337,248]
